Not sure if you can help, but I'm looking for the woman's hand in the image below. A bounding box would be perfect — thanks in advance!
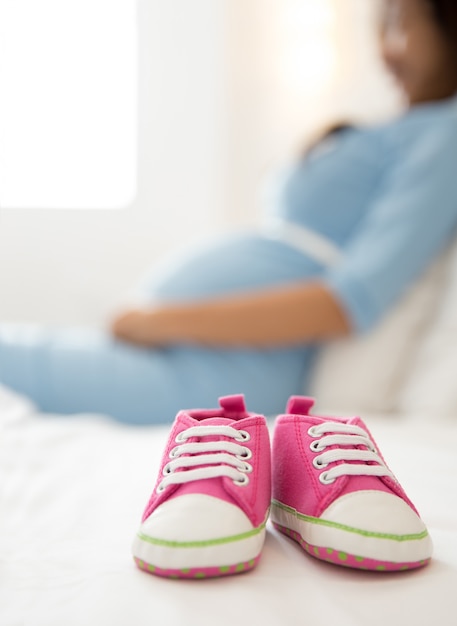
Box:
[111,308,164,347]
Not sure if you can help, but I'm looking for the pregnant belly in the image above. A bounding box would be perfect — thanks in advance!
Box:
[139,232,323,303]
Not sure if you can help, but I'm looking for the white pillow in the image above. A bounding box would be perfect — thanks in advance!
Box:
[309,253,450,415]
[398,243,457,417]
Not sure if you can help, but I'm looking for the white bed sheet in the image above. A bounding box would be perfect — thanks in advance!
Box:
[1,388,456,626]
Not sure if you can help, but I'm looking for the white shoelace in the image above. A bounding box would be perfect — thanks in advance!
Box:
[156,425,252,493]
[308,422,395,485]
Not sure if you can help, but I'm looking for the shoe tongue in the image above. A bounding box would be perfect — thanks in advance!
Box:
[184,396,249,423]
[287,396,315,416]
[219,394,247,416]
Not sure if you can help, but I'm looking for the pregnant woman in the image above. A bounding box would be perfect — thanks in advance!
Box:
[1,0,457,423]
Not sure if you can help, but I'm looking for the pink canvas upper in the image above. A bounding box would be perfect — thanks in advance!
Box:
[272,396,419,519]
[142,395,271,528]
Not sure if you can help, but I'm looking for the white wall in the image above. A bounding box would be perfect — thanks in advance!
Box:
[0,0,401,327]
[224,0,402,227]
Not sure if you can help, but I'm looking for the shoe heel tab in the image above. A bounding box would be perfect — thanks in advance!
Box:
[219,394,247,417]
[286,396,315,416]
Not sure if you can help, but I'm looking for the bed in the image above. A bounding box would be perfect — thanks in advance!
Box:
[1,384,456,626]
[3,238,457,626]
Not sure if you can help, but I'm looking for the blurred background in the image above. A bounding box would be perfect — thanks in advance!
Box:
[0,0,403,327]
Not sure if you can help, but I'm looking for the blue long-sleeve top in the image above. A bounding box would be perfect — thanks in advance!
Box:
[272,95,457,332]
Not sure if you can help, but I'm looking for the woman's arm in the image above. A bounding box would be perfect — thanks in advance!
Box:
[111,281,351,348]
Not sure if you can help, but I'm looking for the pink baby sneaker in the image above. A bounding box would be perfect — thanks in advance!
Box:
[132,395,271,579]
[271,396,433,572]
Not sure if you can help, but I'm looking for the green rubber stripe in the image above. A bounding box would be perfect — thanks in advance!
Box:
[137,521,266,549]
[272,500,429,542]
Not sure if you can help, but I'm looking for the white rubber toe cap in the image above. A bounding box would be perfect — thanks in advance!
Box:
[321,490,427,536]
[134,494,265,570]
[140,494,254,542]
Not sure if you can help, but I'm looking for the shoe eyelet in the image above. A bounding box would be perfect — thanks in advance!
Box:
[239,462,253,473]
[162,463,173,476]
[233,474,250,487]
[236,447,252,460]
[312,456,328,470]
[235,430,251,442]
[307,426,321,438]
[319,472,335,485]
[309,440,323,453]
[175,431,187,443]
[156,483,166,494]
[169,447,180,459]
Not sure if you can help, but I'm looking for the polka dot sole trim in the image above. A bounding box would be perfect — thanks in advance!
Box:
[272,522,431,572]
[133,555,261,579]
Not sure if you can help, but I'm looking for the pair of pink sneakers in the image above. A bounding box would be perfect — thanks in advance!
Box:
[132,395,432,579]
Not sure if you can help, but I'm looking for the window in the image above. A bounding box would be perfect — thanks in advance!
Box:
[0,0,137,209]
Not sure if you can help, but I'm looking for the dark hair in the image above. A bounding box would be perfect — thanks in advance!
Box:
[427,0,457,45]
